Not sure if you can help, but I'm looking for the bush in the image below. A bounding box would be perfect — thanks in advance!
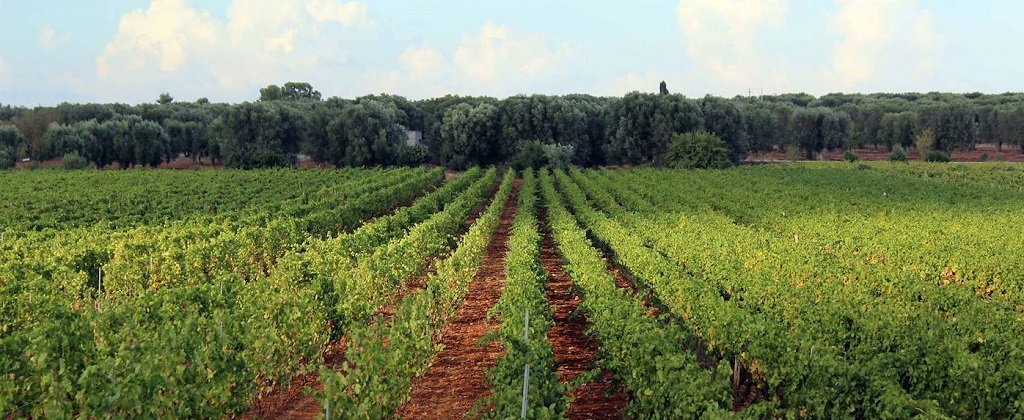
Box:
[842,150,860,162]
[980,152,989,162]
[510,141,550,169]
[996,153,1005,162]
[542,143,574,170]
[888,145,908,162]
[663,131,732,169]
[63,152,90,170]
[786,144,800,162]
[915,128,935,156]
[0,147,15,170]
[396,145,428,166]
[924,150,950,163]
[511,141,574,170]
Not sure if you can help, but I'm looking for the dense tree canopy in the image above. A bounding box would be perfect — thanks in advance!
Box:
[3,83,1024,170]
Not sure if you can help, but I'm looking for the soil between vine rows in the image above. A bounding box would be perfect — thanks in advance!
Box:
[539,209,629,420]
[397,180,521,418]
[240,176,500,419]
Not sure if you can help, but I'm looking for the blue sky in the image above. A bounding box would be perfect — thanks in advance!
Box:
[0,0,1022,106]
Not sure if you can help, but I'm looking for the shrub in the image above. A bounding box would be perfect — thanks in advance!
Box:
[0,147,14,170]
[842,150,860,162]
[511,141,575,170]
[510,141,549,169]
[888,144,908,162]
[915,128,935,156]
[63,152,90,170]
[663,131,732,169]
[980,152,989,162]
[924,150,950,163]
[542,143,574,170]
[786,144,800,162]
[996,153,1005,162]
[396,145,428,166]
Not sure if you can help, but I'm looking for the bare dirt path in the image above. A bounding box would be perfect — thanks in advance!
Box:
[396,180,521,419]
[241,177,502,420]
[539,209,629,420]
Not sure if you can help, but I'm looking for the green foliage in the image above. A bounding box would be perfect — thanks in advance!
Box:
[324,100,405,167]
[510,140,548,169]
[0,124,24,168]
[842,150,860,162]
[542,170,735,417]
[440,103,499,170]
[604,92,703,165]
[979,152,989,162]
[318,169,512,416]
[396,145,428,166]
[0,168,446,418]
[62,152,90,170]
[0,148,14,169]
[924,150,951,162]
[702,95,749,164]
[915,127,935,156]
[259,82,322,102]
[479,169,565,418]
[888,144,909,162]
[786,144,800,162]
[663,131,731,169]
[213,102,302,169]
[157,93,174,105]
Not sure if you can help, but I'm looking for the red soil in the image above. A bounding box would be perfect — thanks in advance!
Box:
[539,210,629,420]
[747,143,1024,162]
[396,180,521,419]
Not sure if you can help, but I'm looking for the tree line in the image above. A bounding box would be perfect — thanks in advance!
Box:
[2,82,1024,170]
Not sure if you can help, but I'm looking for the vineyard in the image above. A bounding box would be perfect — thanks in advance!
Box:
[3,163,1024,418]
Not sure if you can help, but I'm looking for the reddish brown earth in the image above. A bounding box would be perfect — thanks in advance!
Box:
[539,210,629,420]
[747,143,1024,162]
[241,176,501,420]
[240,339,346,419]
[396,180,520,419]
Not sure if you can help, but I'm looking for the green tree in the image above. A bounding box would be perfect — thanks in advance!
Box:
[212,102,303,168]
[12,108,60,160]
[325,100,405,167]
[701,95,748,164]
[157,93,174,105]
[604,92,703,165]
[259,82,322,102]
[440,103,499,169]
[659,81,669,95]
[0,125,24,169]
[663,131,731,169]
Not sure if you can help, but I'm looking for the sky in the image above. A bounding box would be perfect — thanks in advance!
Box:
[0,0,1022,106]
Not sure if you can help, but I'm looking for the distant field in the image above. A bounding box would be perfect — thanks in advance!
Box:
[3,163,1024,418]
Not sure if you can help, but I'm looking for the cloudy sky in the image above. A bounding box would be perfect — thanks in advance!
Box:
[0,0,1021,106]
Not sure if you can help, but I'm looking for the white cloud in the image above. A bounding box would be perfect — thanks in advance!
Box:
[400,42,445,80]
[305,0,370,26]
[38,26,69,50]
[93,0,373,102]
[452,22,571,91]
[676,0,790,90]
[375,24,572,99]
[826,0,943,89]
[97,0,219,75]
